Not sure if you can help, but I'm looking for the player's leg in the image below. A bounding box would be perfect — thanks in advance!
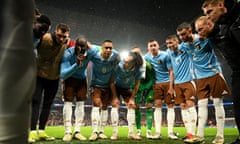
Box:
[89,87,102,141]
[152,98,162,139]
[152,84,162,139]
[98,88,111,139]
[196,98,208,139]
[123,89,141,140]
[166,104,178,140]
[74,78,88,141]
[135,91,142,136]
[145,90,154,139]
[212,98,225,144]
[212,74,230,144]
[110,87,120,140]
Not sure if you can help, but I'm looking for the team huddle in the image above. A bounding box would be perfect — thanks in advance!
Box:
[29,0,240,144]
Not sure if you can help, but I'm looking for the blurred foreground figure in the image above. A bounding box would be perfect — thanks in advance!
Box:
[0,0,35,144]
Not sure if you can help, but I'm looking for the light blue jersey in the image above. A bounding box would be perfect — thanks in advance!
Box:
[114,59,142,89]
[167,47,194,84]
[89,47,119,88]
[60,45,98,80]
[181,35,222,79]
[144,51,172,84]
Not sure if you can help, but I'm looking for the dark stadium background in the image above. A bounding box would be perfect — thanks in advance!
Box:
[35,0,234,126]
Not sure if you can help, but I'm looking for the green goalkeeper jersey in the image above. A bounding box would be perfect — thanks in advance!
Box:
[138,60,155,92]
[135,60,155,104]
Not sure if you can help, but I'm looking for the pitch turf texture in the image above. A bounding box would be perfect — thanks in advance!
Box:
[34,126,238,144]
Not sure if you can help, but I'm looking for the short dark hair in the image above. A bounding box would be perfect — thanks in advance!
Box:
[166,34,178,41]
[148,39,158,43]
[56,23,70,33]
[129,51,143,68]
[103,40,113,43]
[36,15,51,26]
[202,0,223,9]
[176,22,192,31]
[75,36,88,49]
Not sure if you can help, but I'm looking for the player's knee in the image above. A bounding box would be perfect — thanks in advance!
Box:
[76,95,87,101]
[102,105,108,110]
[198,98,208,107]
[145,103,152,108]
[93,99,102,107]
[180,103,187,109]
[154,100,162,107]
[186,100,195,107]
[213,98,223,107]
[112,103,119,108]
[135,104,140,109]
[167,103,174,108]
[154,103,162,107]
[126,103,135,109]
[64,95,74,102]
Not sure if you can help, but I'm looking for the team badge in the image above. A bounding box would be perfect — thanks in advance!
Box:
[195,44,201,50]
[110,61,113,66]
[178,50,183,55]
[125,78,130,84]
[158,60,162,64]
[102,67,107,73]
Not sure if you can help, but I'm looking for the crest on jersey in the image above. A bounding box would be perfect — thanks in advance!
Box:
[195,44,201,50]
[102,67,107,73]
[178,50,183,55]
[110,61,113,66]
[158,60,162,64]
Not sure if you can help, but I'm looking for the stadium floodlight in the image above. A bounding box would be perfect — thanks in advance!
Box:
[120,50,128,59]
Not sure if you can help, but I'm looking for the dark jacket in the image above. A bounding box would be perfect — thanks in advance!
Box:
[210,0,240,71]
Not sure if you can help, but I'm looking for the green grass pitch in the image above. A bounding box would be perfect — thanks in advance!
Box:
[34,126,238,144]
